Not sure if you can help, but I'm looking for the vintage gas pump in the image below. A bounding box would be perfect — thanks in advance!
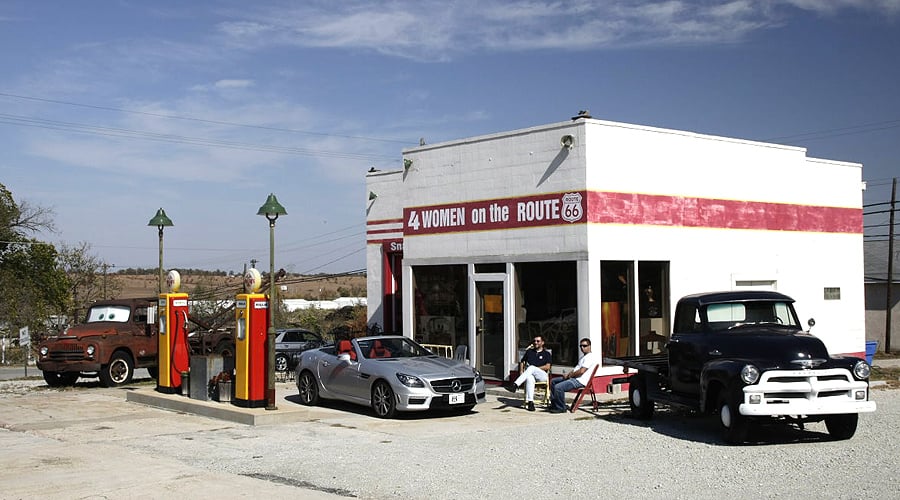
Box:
[234,269,268,407]
[157,270,190,394]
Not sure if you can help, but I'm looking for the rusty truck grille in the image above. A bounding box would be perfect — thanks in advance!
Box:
[47,344,87,361]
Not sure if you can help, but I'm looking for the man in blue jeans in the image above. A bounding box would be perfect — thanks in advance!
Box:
[548,338,597,413]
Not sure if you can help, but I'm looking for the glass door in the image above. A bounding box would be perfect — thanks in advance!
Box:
[475,281,504,378]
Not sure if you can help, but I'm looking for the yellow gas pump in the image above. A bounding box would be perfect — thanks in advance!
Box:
[157,270,190,394]
[234,269,268,407]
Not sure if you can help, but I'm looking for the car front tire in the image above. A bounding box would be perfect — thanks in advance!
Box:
[372,380,397,418]
[275,354,289,372]
[297,371,320,406]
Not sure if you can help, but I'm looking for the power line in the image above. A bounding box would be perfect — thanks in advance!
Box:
[0,112,397,162]
[0,91,414,146]
[764,118,900,143]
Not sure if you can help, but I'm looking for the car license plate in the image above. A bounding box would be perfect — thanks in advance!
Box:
[448,393,464,404]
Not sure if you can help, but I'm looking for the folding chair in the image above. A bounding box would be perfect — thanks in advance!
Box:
[569,364,600,413]
[519,360,551,408]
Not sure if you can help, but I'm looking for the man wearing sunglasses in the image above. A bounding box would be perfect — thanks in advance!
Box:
[548,338,597,413]
[504,336,552,411]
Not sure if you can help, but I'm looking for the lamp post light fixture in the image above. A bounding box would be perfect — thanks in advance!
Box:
[257,193,287,410]
[147,208,174,295]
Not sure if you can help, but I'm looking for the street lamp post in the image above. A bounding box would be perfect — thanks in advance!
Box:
[257,193,287,411]
[147,208,174,294]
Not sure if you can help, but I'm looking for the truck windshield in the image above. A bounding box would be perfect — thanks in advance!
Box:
[86,306,132,323]
[706,301,798,330]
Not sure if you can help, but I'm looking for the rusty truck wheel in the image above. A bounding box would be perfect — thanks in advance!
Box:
[99,351,134,387]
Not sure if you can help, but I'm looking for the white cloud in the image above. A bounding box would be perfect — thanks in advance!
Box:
[214,1,900,60]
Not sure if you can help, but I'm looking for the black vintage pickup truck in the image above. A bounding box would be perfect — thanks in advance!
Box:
[606,291,876,444]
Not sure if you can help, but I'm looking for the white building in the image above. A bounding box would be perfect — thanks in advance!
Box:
[366,116,865,386]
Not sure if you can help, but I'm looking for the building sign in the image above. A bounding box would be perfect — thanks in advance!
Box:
[404,192,585,235]
[400,190,860,237]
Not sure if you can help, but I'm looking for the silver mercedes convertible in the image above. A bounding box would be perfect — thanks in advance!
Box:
[294,335,486,418]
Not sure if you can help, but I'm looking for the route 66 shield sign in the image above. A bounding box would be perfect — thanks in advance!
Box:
[561,192,584,223]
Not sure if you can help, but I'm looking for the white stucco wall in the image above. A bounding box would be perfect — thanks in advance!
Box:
[365,118,865,356]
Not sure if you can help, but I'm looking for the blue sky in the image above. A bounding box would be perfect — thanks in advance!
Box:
[1,1,898,275]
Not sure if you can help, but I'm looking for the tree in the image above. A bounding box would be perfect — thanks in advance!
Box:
[0,183,69,338]
[57,242,120,323]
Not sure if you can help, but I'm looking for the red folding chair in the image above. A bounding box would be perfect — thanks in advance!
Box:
[569,364,600,413]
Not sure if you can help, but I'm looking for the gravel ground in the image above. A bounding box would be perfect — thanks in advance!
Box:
[2,379,899,499]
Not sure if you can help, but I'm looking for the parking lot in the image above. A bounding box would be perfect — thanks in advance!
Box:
[1,375,899,499]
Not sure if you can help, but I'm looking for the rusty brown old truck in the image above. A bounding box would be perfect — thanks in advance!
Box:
[37,297,234,387]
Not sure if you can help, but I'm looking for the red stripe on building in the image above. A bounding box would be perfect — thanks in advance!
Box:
[586,192,862,233]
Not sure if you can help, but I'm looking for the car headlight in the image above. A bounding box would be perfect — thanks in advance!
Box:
[853,360,871,380]
[472,368,483,383]
[40,346,49,356]
[740,364,760,384]
[396,372,425,388]
[86,345,95,356]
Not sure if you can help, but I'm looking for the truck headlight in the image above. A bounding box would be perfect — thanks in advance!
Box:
[86,345,95,356]
[853,360,870,380]
[40,346,48,356]
[396,373,425,388]
[740,364,760,384]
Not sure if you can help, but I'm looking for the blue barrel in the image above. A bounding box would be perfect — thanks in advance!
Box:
[865,341,878,365]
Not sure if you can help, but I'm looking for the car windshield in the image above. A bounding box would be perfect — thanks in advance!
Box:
[357,338,433,359]
[86,305,131,323]
[706,301,799,331]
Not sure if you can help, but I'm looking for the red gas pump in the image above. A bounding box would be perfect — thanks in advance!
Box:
[157,270,190,394]
[234,269,268,407]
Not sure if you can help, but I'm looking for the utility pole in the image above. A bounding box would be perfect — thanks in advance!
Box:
[886,177,896,353]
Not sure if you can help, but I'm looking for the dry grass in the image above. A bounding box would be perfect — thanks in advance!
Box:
[111,273,366,300]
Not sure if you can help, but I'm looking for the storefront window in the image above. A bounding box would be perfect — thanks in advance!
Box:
[412,265,467,353]
[601,261,634,358]
[600,261,671,358]
[515,261,579,366]
[638,261,670,355]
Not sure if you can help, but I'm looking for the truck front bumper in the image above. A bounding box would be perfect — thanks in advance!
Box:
[37,360,102,373]
[739,368,877,416]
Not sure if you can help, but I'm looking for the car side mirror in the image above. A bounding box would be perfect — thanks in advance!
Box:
[337,353,351,362]
[807,318,816,329]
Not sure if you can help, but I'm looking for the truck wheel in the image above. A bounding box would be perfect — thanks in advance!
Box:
[214,341,234,358]
[824,414,858,440]
[628,373,654,419]
[717,391,749,444]
[42,371,79,387]
[297,371,320,406]
[99,351,134,387]
[275,354,289,372]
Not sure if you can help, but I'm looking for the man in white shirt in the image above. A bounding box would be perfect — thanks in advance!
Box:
[548,338,597,413]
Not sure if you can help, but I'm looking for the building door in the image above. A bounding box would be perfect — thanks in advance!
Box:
[475,281,505,378]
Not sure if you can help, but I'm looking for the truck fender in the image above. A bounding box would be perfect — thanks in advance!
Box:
[700,360,745,413]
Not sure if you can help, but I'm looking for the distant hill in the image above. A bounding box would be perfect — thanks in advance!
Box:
[111,272,367,301]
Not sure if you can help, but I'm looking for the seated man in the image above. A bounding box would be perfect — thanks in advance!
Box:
[548,338,597,413]
[504,336,551,412]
